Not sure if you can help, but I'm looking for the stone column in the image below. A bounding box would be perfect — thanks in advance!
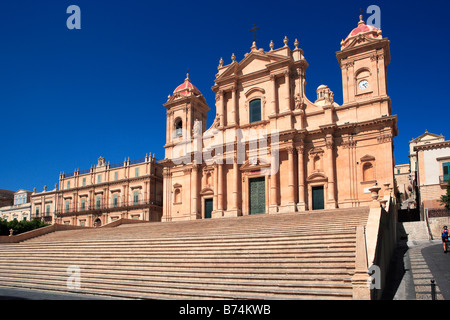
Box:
[227,158,241,217]
[213,164,218,213]
[233,160,239,209]
[284,70,291,112]
[217,163,223,212]
[326,134,337,209]
[219,90,224,127]
[296,143,306,211]
[269,169,279,214]
[231,86,237,126]
[270,74,277,116]
[191,164,198,219]
[286,147,296,212]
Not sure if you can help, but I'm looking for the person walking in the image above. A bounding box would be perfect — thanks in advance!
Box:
[442,226,449,253]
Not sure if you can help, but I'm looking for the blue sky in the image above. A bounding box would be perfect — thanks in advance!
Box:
[0,0,449,192]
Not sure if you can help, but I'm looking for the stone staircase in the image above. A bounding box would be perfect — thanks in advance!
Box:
[0,207,369,299]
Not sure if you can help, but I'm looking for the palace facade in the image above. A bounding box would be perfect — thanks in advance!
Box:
[31,155,163,227]
[160,16,398,221]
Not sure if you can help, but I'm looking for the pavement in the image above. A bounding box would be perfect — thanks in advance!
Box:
[386,239,450,300]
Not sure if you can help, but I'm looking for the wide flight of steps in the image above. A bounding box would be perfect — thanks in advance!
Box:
[0,207,369,299]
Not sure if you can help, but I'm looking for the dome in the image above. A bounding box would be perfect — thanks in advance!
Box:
[173,73,202,97]
[341,15,382,49]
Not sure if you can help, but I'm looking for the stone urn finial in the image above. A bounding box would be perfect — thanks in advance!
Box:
[379,199,388,209]
[369,184,381,201]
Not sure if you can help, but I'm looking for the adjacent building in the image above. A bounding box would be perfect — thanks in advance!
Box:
[0,189,33,221]
[31,154,163,227]
[161,15,398,221]
[394,163,415,209]
[0,189,14,208]
[409,131,450,215]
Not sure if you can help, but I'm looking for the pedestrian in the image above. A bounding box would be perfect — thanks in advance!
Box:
[442,226,449,253]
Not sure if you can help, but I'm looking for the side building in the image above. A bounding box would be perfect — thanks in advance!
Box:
[31,155,163,227]
[394,163,415,209]
[410,131,450,217]
[0,189,33,221]
[0,189,14,208]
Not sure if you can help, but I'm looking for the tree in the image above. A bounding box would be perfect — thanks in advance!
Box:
[0,219,49,236]
[440,180,450,209]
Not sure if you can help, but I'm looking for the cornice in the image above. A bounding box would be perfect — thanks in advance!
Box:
[414,140,450,152]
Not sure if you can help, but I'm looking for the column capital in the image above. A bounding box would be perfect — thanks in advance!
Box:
[325,134,334,149]
[295,144,305,154]
[286,146,295,154]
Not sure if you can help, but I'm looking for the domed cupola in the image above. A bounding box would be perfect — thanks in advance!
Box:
[172,73,202,99]
[340,15,382,50]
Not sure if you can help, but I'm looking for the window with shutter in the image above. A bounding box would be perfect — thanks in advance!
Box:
[249,99,261,123]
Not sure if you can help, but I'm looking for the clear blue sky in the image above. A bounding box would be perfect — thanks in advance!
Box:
[0,0,449,192]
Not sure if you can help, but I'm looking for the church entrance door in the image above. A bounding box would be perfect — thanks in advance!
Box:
[204,198,213,219]
[312,186,324,210]
[249,177,266,215]
[94,218,102,227]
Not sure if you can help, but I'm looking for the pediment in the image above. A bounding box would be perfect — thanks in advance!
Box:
[412,131,443,142]
[15,189,31,194]
[306,171,328,182]
[240,158,271,171]
[238,53,271,76]
[360,154,375,162]
[216,51,290,80]
[200,187,214,195]
[342,34,380,50]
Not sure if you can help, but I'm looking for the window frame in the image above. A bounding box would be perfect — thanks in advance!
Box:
[174,118,183,138]
[249,98,262,123]
[133,190,139,205]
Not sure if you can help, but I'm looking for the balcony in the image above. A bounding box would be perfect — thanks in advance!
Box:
[440,174,450,186]
[33,215,53,223]
[56,199,162,218]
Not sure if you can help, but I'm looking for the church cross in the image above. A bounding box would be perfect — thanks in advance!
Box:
[249,24,259,42]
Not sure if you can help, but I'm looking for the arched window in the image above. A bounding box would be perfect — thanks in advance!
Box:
[175,119,182,137]
[363,162,374,181]
[249,99,261,123]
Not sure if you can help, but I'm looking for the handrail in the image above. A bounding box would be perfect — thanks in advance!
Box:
[351,224,370,299]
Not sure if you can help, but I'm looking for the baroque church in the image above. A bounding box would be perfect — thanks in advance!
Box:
[160,15,397,222]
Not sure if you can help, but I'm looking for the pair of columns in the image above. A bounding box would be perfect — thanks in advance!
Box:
[270,137,336,212]
[190,161,241,218]
[217,87,237,127]
[270,71,292,116]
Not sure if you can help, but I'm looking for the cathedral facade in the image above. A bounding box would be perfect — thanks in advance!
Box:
[160,16,397,221]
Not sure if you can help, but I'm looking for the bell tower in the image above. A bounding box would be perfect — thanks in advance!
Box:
[336,15,391,119]
[163,73,210,161]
